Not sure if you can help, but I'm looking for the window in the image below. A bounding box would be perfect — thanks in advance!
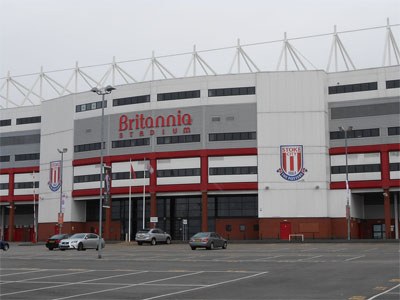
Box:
[15,153,40,161]
[74,174,100,183]
[211,195,257,217]
[157,134,200,145]
[390,163,400,171]
[328,82,377,94]
[112,138,150,148]
[113,95,150,106]
[208,86,255,97]
[14,181,39,189]
[209,166,257,176]
[331,102,400,119]
[74,142,104,153]
[0,183,8,190]
[386,79,400,89]
[157,90,200,101]
[388,127,400,136]
[75,100,107,113]
[16,116,41,125]
[0,119,11,127]
[209,131,256,142]
[112,171,148,180]
[331,164,381,174]
[157,168,200,177]
[0,155,10,162]
[0,134,40,146]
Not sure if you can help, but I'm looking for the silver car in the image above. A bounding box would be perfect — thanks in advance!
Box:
[135,228,171,245]
[59,233,105,251]
[189,232,227,250]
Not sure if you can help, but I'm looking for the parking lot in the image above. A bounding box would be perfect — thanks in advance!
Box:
[0,242,399,299]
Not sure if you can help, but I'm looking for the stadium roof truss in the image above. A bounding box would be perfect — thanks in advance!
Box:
[0,20,399,108]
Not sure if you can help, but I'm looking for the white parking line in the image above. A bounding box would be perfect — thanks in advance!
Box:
[345,255,365,261]
[0,269,44,277]
[297,255,323,261]
[0,270,95,285]
[0,270,148,296]
[142,271,269,300]
[52,271,205,300]
[367,283,400,300]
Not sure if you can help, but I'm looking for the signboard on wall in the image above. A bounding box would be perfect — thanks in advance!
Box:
[277,145,307,181]
[48,161,62,192]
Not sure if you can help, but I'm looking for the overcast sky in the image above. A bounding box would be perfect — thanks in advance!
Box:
[1,0,399,78]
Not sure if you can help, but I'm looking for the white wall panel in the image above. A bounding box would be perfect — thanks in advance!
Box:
[13,173,39,195]
[330,153,380,166]
[157,157,200,185]
[0,175,9,196]
[208,155,257,183]
[389,151,400,163]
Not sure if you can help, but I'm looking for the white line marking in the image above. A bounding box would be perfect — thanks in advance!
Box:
[297,255,323,261]
[0,269,44,277]
[0,270,95,285]
[0,270,148,296]
[367,283,400,300]
[345,255,365,261]
[142,271,269,300]
[52,271,204,300]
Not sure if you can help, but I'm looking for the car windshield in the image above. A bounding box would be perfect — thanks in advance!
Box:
[137,229,151,233]
[70,234,85,239]
[192,232,210,238]
[50,234,65,239]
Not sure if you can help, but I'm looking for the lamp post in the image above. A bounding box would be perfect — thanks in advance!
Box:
[57,148,67,234]
[91,85,116,259]
[339,126,352,241]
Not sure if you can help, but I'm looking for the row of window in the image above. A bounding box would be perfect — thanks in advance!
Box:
[330,128,380,140]
[331,164,381,174]
[209,166,258,176]
[1,154,40,162]
[111,138,150,149]
[0,134,41,146]
[14,153,40,161]
[0,182,40,190]
[1,116,42,127]
[77,86,256,110]
[157,168,200,178]
[112,171,149,180]
[390,163,400,171]
[75,100,106,113]
[74,142,104,153]
[328,79,399,95]
[209,132,256,141]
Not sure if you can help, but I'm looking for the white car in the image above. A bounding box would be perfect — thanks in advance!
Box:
[59,233,105,251]
[135,228,171,245]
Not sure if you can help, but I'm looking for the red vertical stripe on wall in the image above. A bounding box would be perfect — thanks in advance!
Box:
[297,152,301,172]
[289,155,294,172]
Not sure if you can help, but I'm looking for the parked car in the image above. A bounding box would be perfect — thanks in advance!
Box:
[45,234,70,250]
[58,233,105,251]
[0,240,9,251]
[189,232,227,250]
[135,228,171,245]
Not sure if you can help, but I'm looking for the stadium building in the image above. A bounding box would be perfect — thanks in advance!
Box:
[1,27,399,242]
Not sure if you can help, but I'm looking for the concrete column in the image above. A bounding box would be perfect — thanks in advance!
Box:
[383,189,391,239]
[8,202,15,241]
[150,192,157,228]
[394,193,399,240]
[201,191,208,232]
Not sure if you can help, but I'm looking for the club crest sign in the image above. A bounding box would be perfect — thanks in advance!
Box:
[277,145,307,181]
[48,161,62,192]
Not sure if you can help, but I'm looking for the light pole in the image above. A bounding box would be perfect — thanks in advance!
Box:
[339,126,352,241]
[57,148,67,234]
[91,85,116,259]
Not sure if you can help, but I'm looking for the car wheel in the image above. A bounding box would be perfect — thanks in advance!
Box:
[48,247,54,251]
[166,237,171,245]
[60,249,65,251]
[151,238,156,246]
[77,243,84,251]
[191,246,196,250]
[137,242,143,245]
[222,242,227,249]
[3,244,9,251]
[207,242,214,250]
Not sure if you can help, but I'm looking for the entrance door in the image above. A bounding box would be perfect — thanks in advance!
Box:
[373,224,385,239]
[280,222,291,240]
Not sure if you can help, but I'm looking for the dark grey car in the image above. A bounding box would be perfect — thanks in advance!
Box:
[135,228,171,245]
[189,232,227,250]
